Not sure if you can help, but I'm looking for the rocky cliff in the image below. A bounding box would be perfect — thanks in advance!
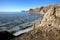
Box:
[29,5,60,14]
[11,4,60,40]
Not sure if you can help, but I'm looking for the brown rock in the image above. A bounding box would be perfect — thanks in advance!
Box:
[11,4,60,40]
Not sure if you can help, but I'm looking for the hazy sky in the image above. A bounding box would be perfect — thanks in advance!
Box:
[0,0,60,12]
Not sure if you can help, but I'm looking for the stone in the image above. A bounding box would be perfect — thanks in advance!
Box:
[0,31,15,40]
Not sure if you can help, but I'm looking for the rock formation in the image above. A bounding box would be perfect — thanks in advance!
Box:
[29,5,60,14]
[0,31,15,40]
[11,4,60,40]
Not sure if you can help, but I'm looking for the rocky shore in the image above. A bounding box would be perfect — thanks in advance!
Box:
[0,31,15,40]
[29,4,60,15]
[0,4,60,40]
[11,4,60,40]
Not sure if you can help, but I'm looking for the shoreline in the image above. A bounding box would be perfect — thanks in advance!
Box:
[13,27,32,36]
[28,12,44,15]
[13,17,43,36]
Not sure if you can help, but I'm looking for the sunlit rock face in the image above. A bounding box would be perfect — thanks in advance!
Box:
[29,5,53,14]
[11,5,60,40]
[34,5,60,29]
[29,5,60,15]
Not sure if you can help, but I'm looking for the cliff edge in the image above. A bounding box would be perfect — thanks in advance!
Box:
[11,4,60,40]
[29,5,60,15]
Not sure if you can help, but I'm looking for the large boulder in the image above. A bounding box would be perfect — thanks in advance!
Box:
[0,31,15,40]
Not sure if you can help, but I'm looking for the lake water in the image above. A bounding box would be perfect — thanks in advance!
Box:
[0,12,43,34]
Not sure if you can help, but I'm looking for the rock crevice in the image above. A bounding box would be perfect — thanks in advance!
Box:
[11,4,60,40]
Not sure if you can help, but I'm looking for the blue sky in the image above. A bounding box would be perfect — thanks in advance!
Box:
[0,0,60,12]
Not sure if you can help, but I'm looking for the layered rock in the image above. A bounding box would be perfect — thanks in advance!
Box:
[29,5,60,14]
[38,5,60,28]
[29,7,44,14]
[11,4,60,40]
